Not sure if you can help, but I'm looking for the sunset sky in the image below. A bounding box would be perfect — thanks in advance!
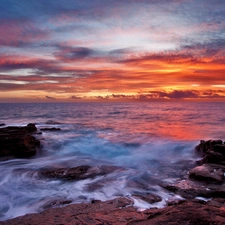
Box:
[0,0,225,102]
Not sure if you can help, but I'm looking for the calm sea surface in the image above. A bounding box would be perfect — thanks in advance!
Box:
[0,102,225,220]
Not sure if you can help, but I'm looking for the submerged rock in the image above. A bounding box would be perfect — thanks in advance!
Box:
[132,193,162,204]
[40,127,61,131]
[40,165,122,181]
[0,124,40,158]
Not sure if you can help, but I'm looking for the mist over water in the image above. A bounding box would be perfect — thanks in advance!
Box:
[0,102,225,220]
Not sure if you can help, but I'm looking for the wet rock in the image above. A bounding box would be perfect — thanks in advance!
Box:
[189,163,225,183]
[41,165,91,180]
[0,124,40,158]
[2,199,225,225]
[40,127,61,131]
[132,193,162,204]
[132,200,225,225]
[40,165,121,181]
[41,199,72,210]
[163,179,209,199]
[0,123,5,127]
[197,150,224,165]
[195,139,223,157]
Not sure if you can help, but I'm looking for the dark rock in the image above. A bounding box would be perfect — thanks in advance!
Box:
[0,124,40,158]
[197,150,224,165]
[132,193,162,204]
[195,140,225,166]
[91,199,102,204]
[26,123,37,132]
[0,123,5,127]
[41,199,72,210]
[40,165,121,181]
[40,127,61,131]
[213,144,225,157]
[189,163,225,183]
[195,139,223,157]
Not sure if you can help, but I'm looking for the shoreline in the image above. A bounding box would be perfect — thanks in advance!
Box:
[0,124,225,224]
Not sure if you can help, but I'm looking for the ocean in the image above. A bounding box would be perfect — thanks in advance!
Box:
[0,102,225,221]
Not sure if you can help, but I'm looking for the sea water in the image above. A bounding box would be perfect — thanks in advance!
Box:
[0,102,225,220]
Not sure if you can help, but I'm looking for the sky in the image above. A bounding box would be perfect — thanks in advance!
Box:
[0,0,225,102]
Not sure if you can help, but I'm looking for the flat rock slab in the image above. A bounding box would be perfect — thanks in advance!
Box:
[0,124,40,158]
[1,199,225,225]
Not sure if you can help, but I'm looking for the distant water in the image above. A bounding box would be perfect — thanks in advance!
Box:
[0,102,225,221]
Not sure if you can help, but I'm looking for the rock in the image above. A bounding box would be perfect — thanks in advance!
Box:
[163,179,225,199]
[41,198,72,210]
[195,139,223,157]
[213,144,225,157]
[2,199,225,225]
[40,165,91,180]
[40,165,121,181]
[195,140,225,166]
[189,163,225,183]
[0,124,40,158]
[0,123,5,127]
[40,127,61,131]
[26,123,37,132]
[131,200,225,225]
[132,193,162,204]
[197,150,224,165]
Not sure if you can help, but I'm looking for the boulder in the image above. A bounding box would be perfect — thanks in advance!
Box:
[0,124,40,158]
[189,163,225,183]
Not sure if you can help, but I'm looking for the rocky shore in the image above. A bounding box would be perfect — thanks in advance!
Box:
[0,124,225,224]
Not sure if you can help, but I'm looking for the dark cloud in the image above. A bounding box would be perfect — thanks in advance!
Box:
[157,90,199,99]
[46,96,56,100]
[54,46,94,61]
[109,48,134,55]
[140,90,225,100]
[71,95,82,99]
[0,19,48,47]
[117,52,199,65]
